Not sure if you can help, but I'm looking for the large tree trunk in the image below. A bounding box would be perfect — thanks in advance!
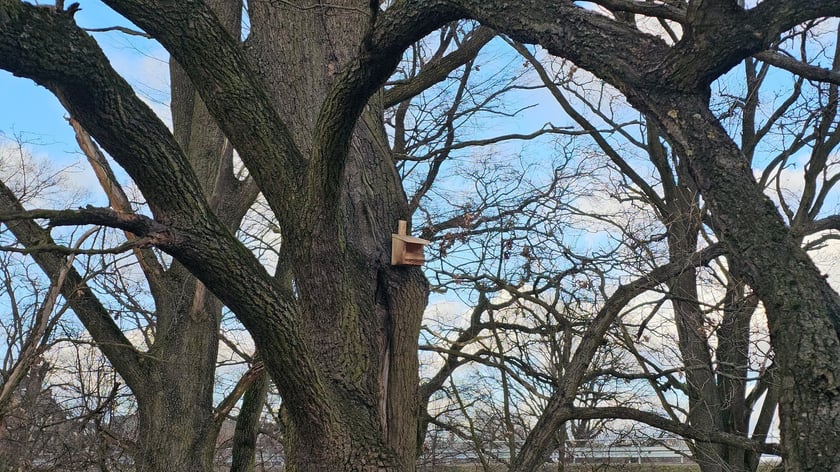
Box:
[133,336,217,470]
[129,270,222,471]
[128,3,257,468]
[246,2,428,468]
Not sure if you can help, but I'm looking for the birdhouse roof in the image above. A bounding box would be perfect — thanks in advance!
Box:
[392,234,430,245]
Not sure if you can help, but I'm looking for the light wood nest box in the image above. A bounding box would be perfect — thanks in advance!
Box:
[391,220,429,266]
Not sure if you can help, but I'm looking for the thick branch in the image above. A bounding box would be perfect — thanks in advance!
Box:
[801,215,840,235]
[588,0,686,22]
[383,26,495,108]
[308,0,463,211]
[0,206,174,243]
[750,0,840,40]
[101,0,306,225]
[663,0,840,90]
[755,50,840,86]
[0,2,208,224]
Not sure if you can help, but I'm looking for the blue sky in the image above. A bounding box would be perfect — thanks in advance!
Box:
[0,69,76,162]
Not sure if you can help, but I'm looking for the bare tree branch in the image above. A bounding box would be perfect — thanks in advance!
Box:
[588,0,686,22]
[0,206,175,244]
[384,26,495,107]
[0,228,90,416]
[755,50,840,86]
[569,406,781,455]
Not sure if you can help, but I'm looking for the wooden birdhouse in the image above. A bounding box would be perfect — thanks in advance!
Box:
[391,220,429,266]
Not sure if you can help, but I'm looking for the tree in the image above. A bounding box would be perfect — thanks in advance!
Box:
[1,1,840,471]
[414,12,840,472]
[509,16,840,472]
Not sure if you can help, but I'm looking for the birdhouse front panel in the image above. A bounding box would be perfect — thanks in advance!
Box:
[391,220,430,266]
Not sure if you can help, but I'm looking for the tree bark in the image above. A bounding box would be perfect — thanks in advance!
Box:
[716,265,757,472]
[230,366,270,472]
[240,2,430,468]
[665,183,725,472]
